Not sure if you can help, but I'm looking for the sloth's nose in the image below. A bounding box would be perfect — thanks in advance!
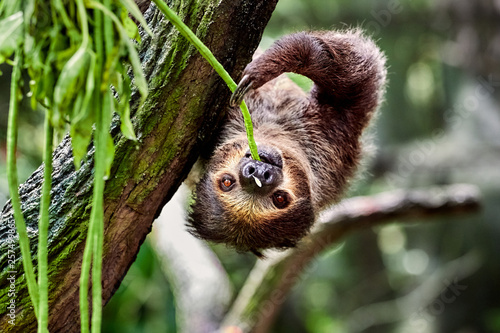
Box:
[239,159,283,193]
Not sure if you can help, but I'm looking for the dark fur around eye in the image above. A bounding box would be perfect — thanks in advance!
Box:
[272,191,290,209]
[219,174,236,192]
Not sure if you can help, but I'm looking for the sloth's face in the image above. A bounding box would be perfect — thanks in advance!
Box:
[188,139,315,256]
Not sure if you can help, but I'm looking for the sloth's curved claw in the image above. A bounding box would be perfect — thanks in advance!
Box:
[230,74,253,107]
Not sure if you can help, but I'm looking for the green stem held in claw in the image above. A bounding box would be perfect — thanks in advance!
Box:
[6,50,40,319]
[150,0,260,161]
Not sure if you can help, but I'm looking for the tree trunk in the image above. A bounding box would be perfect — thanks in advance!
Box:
[0,0,278,331]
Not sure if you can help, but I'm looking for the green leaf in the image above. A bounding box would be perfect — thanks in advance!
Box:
[119,0,153,36]
[102,44,121,90]
[119,102,136,140]
[75,51,96,124]
[123,14,140,41]
[0,1,22,17]
[124,38,148,102]
[70,123,92,169]
[112,66,136,140]
[41,64,55,105]
[55,44,81,71]
[69,51,96,168]
[105,132,115,178]
[53,47,90,126]
[52,0,78,34]
[87,0,148,102]
[0,12,23,63]
[70,93,94,169]
[27,41,48,109]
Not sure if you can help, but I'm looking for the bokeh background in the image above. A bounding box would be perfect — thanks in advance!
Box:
[1,0,499,332]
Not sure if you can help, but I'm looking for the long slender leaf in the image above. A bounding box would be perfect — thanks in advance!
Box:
[88,0,148,100]
[38,105,53,333]
[6,51,40,319]
[119,0,153,36]
[53,48,90,127]
[0,12,23,63]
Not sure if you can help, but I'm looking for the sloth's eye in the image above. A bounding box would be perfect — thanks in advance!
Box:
[220,175,236,192]
[272,191,290,209]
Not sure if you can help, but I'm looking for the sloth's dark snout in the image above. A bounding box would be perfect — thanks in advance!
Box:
[239,148,283,194]
[239,160,283,193]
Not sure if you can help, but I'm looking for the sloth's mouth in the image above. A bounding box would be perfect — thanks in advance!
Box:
[244,147,283,169]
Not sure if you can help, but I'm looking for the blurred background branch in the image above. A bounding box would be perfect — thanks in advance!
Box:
[347,250,481,332]
[220,184,481,333]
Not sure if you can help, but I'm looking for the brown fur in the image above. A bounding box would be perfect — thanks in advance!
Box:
[188,29,387,256]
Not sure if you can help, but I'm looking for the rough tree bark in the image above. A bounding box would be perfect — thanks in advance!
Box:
[0,0,278,331]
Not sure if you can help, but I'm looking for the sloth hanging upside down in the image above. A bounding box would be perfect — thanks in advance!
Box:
[187,29,387,257]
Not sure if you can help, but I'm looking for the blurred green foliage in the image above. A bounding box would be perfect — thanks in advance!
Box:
[102,241,177,333]
[1,0,499,332]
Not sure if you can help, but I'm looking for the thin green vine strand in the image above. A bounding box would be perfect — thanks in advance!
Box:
[90,4,107,332]
[77,0,94,330]
[6,50,40,320]
[38,103,53,333]
[150,0,260,161]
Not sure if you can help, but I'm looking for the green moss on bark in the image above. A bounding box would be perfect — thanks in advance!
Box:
[0,0,278,331]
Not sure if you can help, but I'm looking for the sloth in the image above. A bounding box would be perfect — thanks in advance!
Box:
[187,29,387,256]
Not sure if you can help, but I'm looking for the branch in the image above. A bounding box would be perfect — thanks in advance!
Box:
[221,184,481,333]
[346,250,481,332]
[0,1,278,331]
